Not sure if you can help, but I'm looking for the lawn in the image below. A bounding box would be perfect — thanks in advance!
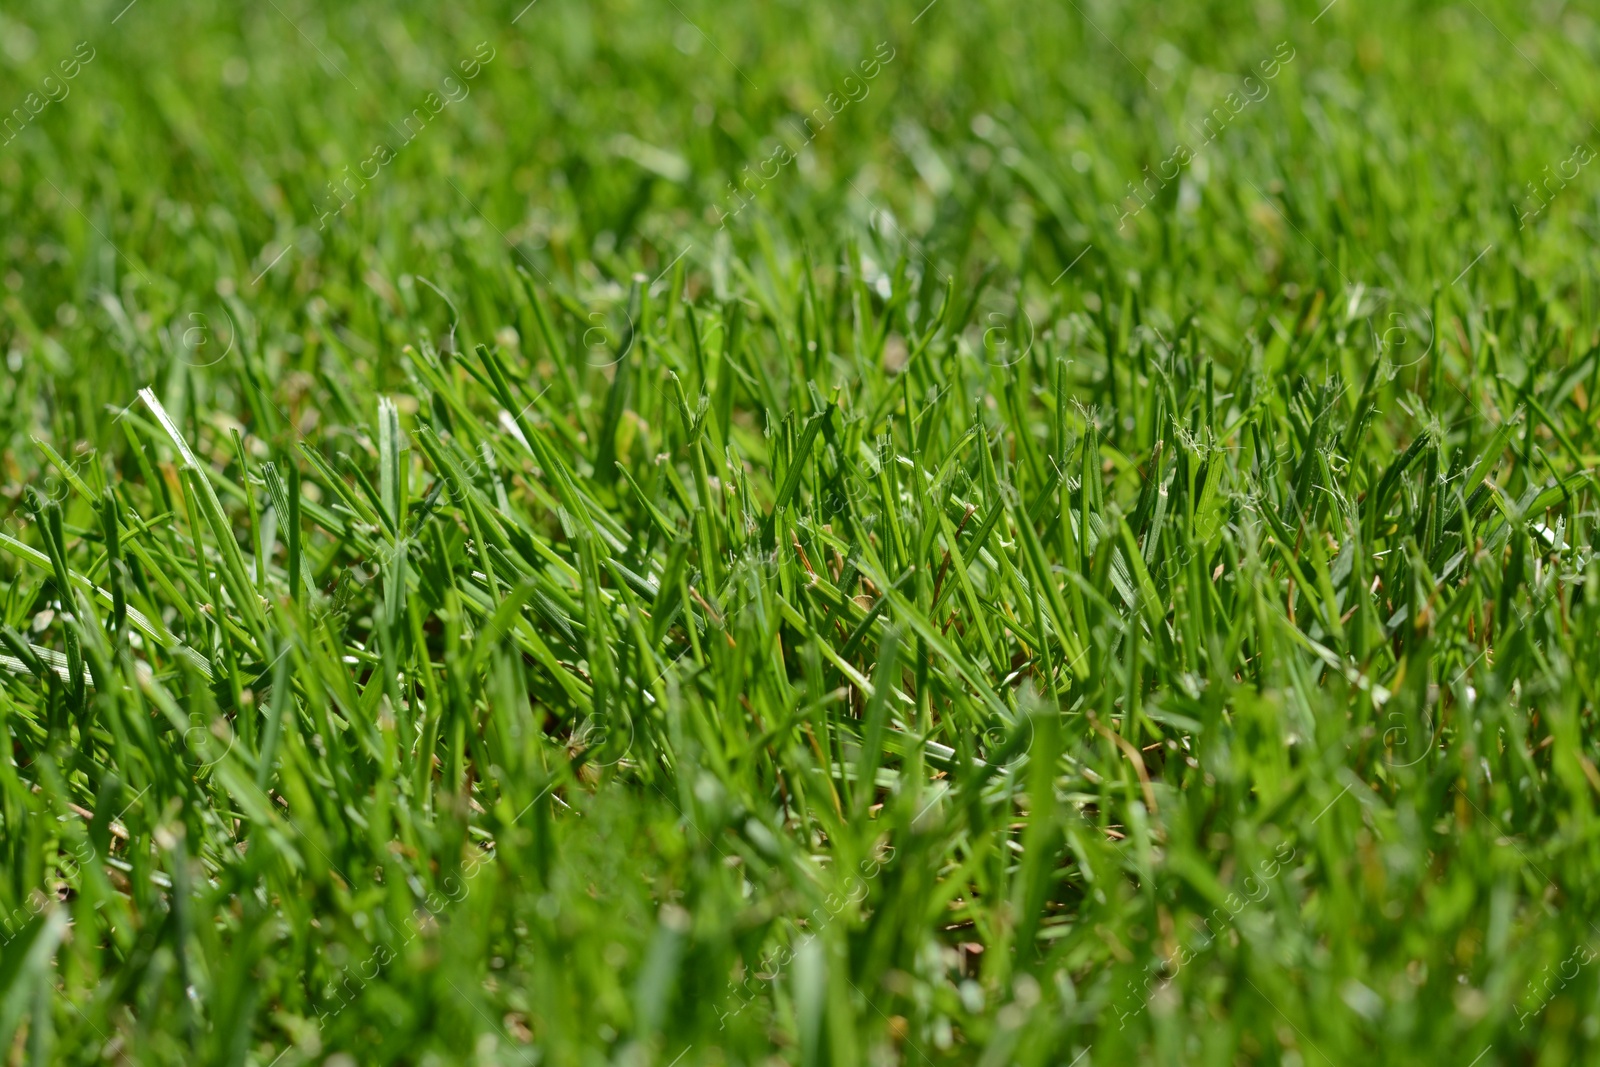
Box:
[2,0,1600,1064]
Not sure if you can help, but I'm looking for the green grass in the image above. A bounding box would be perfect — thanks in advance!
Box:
[4,0,1600,1064]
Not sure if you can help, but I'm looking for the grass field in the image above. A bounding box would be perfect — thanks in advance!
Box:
[4,0,1600,1063]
